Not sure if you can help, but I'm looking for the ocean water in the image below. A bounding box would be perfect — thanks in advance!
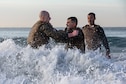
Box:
[0,27,126,84]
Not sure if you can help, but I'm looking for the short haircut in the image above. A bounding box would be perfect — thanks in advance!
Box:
[40,10,49,17]
[88,12,96,19]
[67,17,78,25]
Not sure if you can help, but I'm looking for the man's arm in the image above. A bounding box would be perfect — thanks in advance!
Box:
[99,27,111,58]
[40,23,69,42]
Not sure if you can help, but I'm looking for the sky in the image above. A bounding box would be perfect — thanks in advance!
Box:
[0,0,126,27]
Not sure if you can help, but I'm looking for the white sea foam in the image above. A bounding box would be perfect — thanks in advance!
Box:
[0,39,126,84]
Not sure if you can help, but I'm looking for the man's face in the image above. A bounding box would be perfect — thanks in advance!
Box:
[66,19,76,29]
[87,15,95,25]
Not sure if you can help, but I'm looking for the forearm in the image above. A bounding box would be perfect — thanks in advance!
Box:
[102,36,110,53]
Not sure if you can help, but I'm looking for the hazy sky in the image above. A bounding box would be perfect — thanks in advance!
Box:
[0,0,126,27]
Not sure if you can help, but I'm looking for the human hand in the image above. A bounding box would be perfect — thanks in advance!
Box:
[106,51,111,59]
[68,30,78,37]
[72,30,79,36]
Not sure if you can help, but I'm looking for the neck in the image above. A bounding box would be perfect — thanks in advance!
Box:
[89,23,94,26]
[88,24,95,28]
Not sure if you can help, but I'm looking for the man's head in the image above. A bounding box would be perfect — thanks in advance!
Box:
[87,12,96,26]
[66,17,78,29]
[39,10,51,23]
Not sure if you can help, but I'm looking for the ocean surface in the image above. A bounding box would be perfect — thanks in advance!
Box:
[0,27,126,84]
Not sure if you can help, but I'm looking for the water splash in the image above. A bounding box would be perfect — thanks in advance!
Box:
[0,39,126,84]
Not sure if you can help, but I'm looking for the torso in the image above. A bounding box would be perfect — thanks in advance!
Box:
[82,25,102,50]
[65,27,85,52]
